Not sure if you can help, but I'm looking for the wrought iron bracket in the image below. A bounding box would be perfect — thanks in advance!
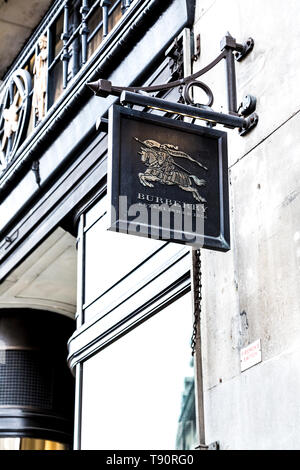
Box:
[94,90,258,136]
[120,90,258,133]
[239,94,257,116]
[239,112,259,136]
[87,33,258,136]
[220,34,254,61]
[234,38,255,62]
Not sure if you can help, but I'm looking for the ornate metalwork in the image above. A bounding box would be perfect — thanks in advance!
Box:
[101,0,112,38]
[0,69,32,172]
[183,80,214,108]
[239,94,257,116]
[121,0,132,14]
[0,0,163,193]
[61,1,71,90]
[33,35,48,123]
[87,32,259,135]
[1,93,19,153]
[120,90,254,131]
[80,0,90,64]
[234,37,254,62]
[87,50,227,98]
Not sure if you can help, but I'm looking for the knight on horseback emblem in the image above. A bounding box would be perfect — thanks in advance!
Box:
[134,137,208,203]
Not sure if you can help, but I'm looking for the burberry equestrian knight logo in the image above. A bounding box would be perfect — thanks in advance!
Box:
[134,138,207,203]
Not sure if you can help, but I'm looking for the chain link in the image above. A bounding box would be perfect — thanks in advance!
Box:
[191,249,202,356]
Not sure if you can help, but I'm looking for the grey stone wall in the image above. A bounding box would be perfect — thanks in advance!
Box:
[193,0,300,450]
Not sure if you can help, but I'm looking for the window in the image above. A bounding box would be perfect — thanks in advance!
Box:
[81,294,197,450]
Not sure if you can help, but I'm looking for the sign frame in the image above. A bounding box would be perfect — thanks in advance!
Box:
[107,105,230,252]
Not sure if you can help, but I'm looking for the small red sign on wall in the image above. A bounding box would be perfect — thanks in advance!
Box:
[240,339,262,372]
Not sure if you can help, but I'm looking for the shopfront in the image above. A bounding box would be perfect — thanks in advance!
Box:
[0,0,199,450]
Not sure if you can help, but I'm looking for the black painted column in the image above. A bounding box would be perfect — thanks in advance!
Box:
[0,309,75,449]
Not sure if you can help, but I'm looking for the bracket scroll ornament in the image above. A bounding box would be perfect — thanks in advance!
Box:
[87,33,258,136]
[0,69,32,172]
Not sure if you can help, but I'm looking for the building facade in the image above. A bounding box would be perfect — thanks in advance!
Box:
[0,0,300,451]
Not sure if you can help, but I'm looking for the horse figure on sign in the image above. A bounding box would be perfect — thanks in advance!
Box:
[134,138,208,203]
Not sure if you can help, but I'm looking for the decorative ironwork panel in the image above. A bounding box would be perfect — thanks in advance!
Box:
[0,69,32,171]
[0,0,130,174]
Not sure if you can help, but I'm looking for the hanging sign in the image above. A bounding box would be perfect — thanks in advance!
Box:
[107,105,230,251]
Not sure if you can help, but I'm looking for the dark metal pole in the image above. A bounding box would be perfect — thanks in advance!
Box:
[225,49,238,115]
[80,0,89,65]
[101,0,111,38]
[61,1,71,89]
[220,33,238,115]
[122,0,131,14]
[46,27,52,111]
[119,90,246,128]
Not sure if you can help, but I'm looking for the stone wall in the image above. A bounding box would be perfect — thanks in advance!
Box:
[193,0,300,449]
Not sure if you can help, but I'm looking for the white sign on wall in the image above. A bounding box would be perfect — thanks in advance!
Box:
[240,339,262,372]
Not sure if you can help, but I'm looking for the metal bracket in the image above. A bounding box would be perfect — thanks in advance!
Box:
[220,34,254,59]
[239,94,257,117]
[234,37,254,61]
[88,33,258,136]
[239,112,259,136]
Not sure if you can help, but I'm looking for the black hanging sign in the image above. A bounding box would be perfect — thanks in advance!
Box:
[107,105,230,251]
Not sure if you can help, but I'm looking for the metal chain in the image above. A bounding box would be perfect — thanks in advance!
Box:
[191,249,202,356]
